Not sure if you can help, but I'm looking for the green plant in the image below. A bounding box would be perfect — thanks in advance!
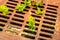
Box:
[0,5,9,15]
[28,16,36,30]
[36,7,44,15]
[24,0,31,6]
[16,4,26,12]
[36,0,43,6]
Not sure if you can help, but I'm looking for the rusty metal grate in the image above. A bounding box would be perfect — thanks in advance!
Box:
[0,0,60,40]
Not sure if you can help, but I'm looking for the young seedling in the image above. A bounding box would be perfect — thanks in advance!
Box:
[0,5,9,15]
[28,16,36,30]
[36,7,44,15]
[36,0,43,6]
[16,4,26,12]
[24,0,31,6]
[39,0,44,6]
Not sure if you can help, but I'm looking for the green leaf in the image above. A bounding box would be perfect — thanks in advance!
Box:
[36,7,44,15]
[16,4,26,12]
[31,1,36,6]
[31,26,36,30]
[0,5,9,15]
[39,0,43,6]
[28,16,36,30]
[24,0,31,6]
[35,0,43,6]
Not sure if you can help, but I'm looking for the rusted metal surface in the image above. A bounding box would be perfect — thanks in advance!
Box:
[0,0,60,40]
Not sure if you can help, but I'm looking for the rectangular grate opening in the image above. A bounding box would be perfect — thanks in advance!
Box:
[0,24,5,27]
[0,19,7,23]
[14,14,24,18]
[47,7,57,11]
[23,29,36,35]
[38,38,46,40]
[38,6,45,8]
[0,15,9,19]
[48,4,58,8]
[44,17,56,21]
[31,11,35,13]
[21,34,35,39]
[21,2,24,4]
[12,18,24,22]
[41,29,54,34]
[26,22,39,26]
[9,0,18,3]
[35,19,40,22]
[40,33,52,38]
[16,11,25,15]
[25,25,38,30]
[7,2,17,6]
[9,9,13,12]
[45,14,57,18]
[43,21,55,25]
[7,5,15,9]
[31,14,41,18]
[26,6,30,9]
[46,10,57,14]
[0,28,3,31]
[10,22,22,26]
[24,9,29,12]
[35,23,39,26]
[42,25,55,29]
[32,7,37,10]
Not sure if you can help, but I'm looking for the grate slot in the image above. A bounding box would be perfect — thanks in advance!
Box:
[12,18,24,22]
[0,15,9,19]
[21,2,24,4]
[35,23,39,26]
[7,2,17,6]
[33,4,45,7]
[26,6,30,9]
[38,6,44,8]
[10,22,22,26]
[31,14,41,18]
[32,7,37,10]
[25,25,38,30]
[0,28,3,31]
[41,29,54,34]
[48,4,58,8]
[23,29,36,35]
[43,21,55,25]
[0,19,7,23]
[38,38,46,40]
[40,33,52,38]
[9,9,13,12]
[42,25,54,29]
[46,10,57,14]
[35,19,40,22]
[24,9,29,12]
[16,11,25,15]
[21,34,35,39]
[47,7,57,11]
[44,17,56,21]
[0,24,5,26]
[31,11,35,13]
[45,14,56,18]
[14,14,24,18]
[7,5,15,9]
[9,0,18,3]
